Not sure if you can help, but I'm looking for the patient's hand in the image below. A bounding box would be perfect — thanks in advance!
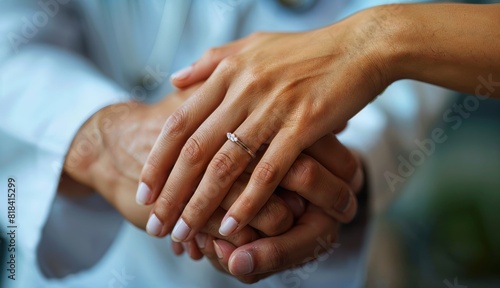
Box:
[61,83,296,241]
[175,143,365,284]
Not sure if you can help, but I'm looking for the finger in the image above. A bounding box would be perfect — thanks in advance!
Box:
[332,122,347,134]
[187,239,204,260]
[171,240,184,256]
[173,113,276,241]
[171,37,249,88]
[221,130,302,236]
[137,76,227,208]
[274,189,306,219]
[280,154,357,223]
[304,133,357,183]
[228,206,340,276]
[212,239,274,284]
[220,173,294,236]
[145,87,249,237]
[213,239,234,266]
[202,237,233,275]
[197,207,259,247]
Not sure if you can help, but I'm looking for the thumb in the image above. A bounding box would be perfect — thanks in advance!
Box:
[170,37,249,88]
[227,206,340,276]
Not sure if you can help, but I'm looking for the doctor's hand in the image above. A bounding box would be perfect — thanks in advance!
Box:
[139,6,383,240]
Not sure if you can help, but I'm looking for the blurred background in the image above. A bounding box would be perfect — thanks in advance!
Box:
[366,92,500,288]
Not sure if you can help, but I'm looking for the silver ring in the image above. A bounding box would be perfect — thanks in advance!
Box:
[226,132,256,158]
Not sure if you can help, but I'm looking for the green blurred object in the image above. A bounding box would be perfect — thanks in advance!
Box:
[367,95,500,288]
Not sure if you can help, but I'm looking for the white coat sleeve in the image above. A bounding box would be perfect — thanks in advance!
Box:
[0,0,126,279]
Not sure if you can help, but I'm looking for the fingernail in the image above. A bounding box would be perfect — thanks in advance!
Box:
[219,216,238,236]
[338,193,353,213]
[230,251,254,275]
[170,66,192,81]
[195,233,207,249]
[146,214,163,236]
[213,240,223,259]
[136,182,152,205]
[171,218,191,242]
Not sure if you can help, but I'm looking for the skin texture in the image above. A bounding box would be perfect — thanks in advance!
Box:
[61,84,364,283]
[139,3,500,245]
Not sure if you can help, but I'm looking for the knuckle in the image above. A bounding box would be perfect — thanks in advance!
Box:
[256,198,292,236]
[162,107,188,138]
[209,152,238,183]
[236,194,261,217]
[267,242,288,270]
[254,161,278,186]
[218,55,241,74]
[185,198,209,223]
[243,66,272,93]
[291,156,317,188]
[226,228,255,247]
[181,136,205,165]
[204,47,221,60]
[155,192,181,221]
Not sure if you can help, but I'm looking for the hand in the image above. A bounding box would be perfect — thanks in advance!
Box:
[138,7,382,240]
[61,84,295,240]
[62,87,193,227]
[189,204,341,284]
[175,146,365,284]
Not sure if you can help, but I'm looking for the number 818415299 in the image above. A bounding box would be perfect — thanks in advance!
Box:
[7,178,16,225]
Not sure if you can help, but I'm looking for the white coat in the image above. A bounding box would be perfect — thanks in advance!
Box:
[0,0,449,287]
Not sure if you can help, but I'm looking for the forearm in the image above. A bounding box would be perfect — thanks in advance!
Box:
[385,3,500,97]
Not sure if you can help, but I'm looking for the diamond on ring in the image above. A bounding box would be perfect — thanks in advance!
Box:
[227,132,238,142]
[226,132,256,158]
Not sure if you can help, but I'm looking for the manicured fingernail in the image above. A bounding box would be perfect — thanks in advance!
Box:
[172,218,191,242]
[136,182,151,205]
[213,240,223,259]
[219,216,238,236]
[195,233,207,249]
[146,214,163,236]
[338,193,353,213]
[170,66,192,81]
[230,251,254,275]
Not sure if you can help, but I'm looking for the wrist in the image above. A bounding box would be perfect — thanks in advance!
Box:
[363,4,414,85]
[326,5,406,94]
